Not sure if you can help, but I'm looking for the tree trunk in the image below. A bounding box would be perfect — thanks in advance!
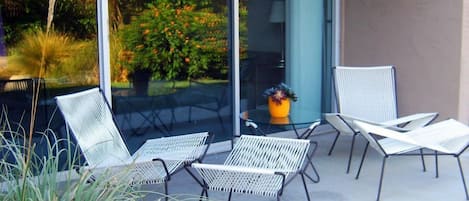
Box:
[47,0,56,33]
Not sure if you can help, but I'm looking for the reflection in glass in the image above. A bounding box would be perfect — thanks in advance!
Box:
[0,1,98,135]
[110,1,232,147]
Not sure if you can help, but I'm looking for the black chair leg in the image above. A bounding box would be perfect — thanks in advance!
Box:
[376,157,387,201]
[188,106,192,122]
[304,160,320,183]
[457,157,469,200]
[183,165,205,186]
[164,180,169,201]
[228,189,233,201]
[419,148,426,172]
[199,181,209,201]
[217,113,225,132]
[300,173,311,201]
[435,151,439,178]
[355,142,369,180]
[199,189,207,201]
[346,133,357,173]
[327,132,340,155]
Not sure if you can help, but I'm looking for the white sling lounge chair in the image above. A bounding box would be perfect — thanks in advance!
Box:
[324,66,438,173]
[55,88,211,198]
[192,135,318,201]
[353,119,469,201]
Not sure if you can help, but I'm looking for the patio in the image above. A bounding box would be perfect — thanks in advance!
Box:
[141,126,469,201]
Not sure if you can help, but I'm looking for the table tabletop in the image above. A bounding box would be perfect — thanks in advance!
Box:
[240,108,321,126]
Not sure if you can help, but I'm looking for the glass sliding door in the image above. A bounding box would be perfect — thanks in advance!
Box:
[240,0,329,134]
[109,0,233,150]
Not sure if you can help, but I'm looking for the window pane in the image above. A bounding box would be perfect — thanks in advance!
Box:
[0,1,98,136]
[240,0,326,134]
[110,0,232,150]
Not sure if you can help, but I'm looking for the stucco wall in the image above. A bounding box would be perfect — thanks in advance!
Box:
[342,0,466,122]
[460,1,469,123]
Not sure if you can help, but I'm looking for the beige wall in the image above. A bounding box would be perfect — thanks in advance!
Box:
[460,1,469,123]
[342,0,469,123]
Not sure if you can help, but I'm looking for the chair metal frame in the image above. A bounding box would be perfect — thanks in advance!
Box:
[113,95,173,136]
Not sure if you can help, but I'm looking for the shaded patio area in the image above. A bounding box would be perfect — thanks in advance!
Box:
[142,126,469,201]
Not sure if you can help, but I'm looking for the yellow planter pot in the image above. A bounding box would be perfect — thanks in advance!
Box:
[270,117,290,124]
[268,97,290,118]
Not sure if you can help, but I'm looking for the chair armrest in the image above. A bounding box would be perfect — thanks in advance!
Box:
[403,119,469,154]
[353,119,469,154]
[352,120,417,145]
[324,113,373,123]
[325,112,438,132]
[380,112,438,129]
[324,113,375,134]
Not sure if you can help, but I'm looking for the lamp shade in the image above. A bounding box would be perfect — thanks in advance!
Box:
[269,1,285,23]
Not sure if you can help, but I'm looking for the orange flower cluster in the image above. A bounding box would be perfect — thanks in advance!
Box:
[183,5,193,11]
[119,50,134,62]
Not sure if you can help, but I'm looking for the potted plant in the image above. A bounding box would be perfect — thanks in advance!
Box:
[263,83,298,117]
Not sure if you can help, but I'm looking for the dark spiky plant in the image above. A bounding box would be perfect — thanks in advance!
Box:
[263,83,298,105]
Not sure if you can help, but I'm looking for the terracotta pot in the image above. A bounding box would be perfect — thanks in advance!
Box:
[268,97,290,118]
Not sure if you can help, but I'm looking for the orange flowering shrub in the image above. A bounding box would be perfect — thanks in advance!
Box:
[119,0,227,80]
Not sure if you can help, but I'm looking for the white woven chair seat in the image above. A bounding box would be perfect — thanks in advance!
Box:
[192,164,283,197]
[134,132,208,162]
[224,135,310,171]
[131,160,181,184]
[88,160,180,185]
[192,135,312,200]
[378,137,421,155]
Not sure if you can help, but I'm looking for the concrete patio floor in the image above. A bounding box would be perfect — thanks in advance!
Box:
[141,126,469,201]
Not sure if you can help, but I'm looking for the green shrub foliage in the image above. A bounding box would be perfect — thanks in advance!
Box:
[119,0,228,81]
